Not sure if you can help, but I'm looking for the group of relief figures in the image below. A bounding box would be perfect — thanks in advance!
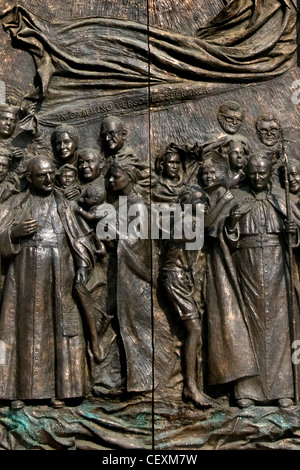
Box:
[0,98,299,413]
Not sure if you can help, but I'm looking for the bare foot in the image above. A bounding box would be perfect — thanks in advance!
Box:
[183,387,213,408]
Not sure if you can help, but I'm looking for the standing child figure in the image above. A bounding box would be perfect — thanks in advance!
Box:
[159,185,213,408]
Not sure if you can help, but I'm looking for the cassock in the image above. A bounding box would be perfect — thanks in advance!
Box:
[0,189,94,401]
[224,185,300,402]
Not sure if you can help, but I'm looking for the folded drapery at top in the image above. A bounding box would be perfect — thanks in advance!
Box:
[1,1,297,97]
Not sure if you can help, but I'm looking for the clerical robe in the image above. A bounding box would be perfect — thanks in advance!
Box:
[0,190,94,401]
[224,186,300,402]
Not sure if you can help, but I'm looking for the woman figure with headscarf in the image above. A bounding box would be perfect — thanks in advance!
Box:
[104,160,153,394]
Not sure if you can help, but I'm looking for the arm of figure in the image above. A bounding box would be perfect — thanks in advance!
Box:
[204,190,234,229]
[226,204,242,232]
[76,205,96,222]
[11,218,38,241]
[223,204,242,245]
[0,218,38,258]
[64,186,83,200]
[285,219,300,248]
[74,265,88,285]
